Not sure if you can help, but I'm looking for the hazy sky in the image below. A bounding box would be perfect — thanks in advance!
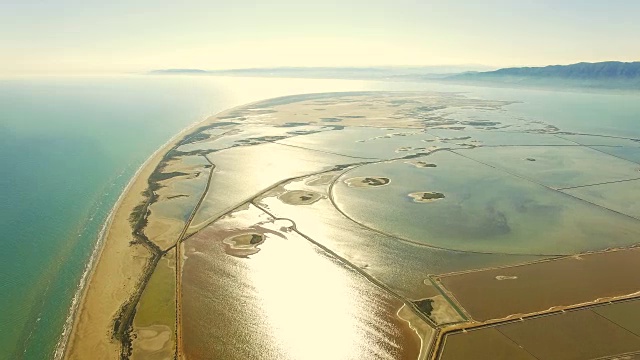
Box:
[2,0,639,74]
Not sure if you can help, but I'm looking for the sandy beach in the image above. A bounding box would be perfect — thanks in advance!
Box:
[61,106,239,359]
[63,138,177,359]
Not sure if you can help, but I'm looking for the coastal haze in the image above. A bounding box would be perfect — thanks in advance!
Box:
[3,76,640,358]
[2,1,640,75]
[2,1,640,360]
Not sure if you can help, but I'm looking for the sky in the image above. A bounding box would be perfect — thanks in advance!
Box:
[1,0,639,75]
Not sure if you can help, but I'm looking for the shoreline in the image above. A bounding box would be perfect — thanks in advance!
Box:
[56,116,205,359]
[58,96,272,359]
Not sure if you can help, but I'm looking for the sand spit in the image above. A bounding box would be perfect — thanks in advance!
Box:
[62,104,248,359]
[131,325,173,359]
[64,143,165,359]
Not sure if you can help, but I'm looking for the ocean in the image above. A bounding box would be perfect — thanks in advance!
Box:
[0,75,638,359]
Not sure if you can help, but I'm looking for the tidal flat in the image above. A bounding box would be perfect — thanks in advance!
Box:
[63,91,640,360]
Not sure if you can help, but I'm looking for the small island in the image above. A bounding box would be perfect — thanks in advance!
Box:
[409,191,445,203]
[344,176,390,188]
[396,146,412,152]
[406,161,437,168]
[278,190,324,205]
[223,233,265,257]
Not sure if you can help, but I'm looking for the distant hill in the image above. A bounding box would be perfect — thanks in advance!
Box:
[447,61,640,89]
[149,62,640,90]
[149,69,208,74]
[148,65,494,80]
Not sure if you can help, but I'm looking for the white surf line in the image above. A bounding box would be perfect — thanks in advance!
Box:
[53,116,206,360]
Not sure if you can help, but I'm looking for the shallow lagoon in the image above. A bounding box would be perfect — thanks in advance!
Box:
[332,150,640,255]
[257,175,543,300]
[456,145,640,189]
[188,142,356,232]
[563,179,640,219]
[278,127,438,159]
[182,205,422,360]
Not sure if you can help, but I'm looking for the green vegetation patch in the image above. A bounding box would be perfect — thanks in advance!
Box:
[414,298,434,316]
[134,253,176,329]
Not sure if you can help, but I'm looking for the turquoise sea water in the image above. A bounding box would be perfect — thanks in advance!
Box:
[0,76,639,359]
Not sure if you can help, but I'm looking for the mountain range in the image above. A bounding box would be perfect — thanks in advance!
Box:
[448,61,640,89]
[151,61,640,90]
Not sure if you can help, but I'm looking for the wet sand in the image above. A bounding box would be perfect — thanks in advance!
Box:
[144,158,213,250]
[131,250,176,360]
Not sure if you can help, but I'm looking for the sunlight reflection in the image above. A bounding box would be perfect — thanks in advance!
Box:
[248,221,377,360]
